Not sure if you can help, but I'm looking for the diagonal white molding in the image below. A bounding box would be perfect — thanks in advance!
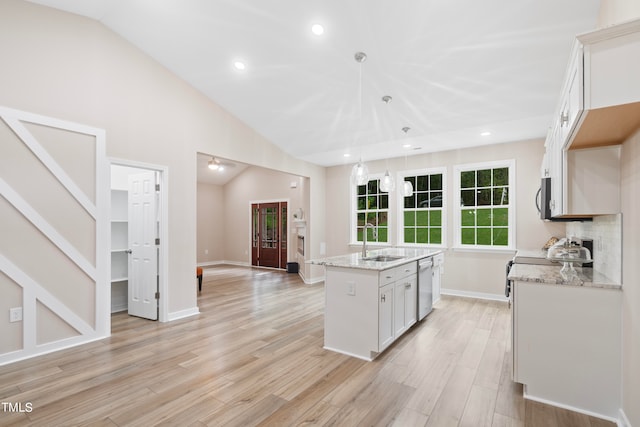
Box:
[0,254,94,338]
[0,115,97,219]
[0,176,96,280]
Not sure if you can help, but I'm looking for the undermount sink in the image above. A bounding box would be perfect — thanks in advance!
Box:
[362,255,405,262]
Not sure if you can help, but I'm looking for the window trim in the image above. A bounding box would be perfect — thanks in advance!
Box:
[350,173,392,246]
[396,167,447,248]
[453,159,516,250]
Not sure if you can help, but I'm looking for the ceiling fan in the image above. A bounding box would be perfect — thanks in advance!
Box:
[207,157,236,172]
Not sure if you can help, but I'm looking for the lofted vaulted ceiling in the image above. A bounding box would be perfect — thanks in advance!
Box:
[28,0,600,166]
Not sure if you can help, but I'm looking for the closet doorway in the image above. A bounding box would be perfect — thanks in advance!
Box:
[110,161,168,322]
[251,201,287,269]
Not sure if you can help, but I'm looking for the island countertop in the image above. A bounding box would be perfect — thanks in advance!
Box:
[508,263,621,290]
[308,247,442,271]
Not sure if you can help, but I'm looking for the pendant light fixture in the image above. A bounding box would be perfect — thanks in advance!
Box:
[351,158,370,185]
[350,52,369,186]
[379,95,395,192]
[401,127,414,197]
[380,169,396,192]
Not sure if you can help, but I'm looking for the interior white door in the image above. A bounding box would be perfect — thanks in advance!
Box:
[127,171,158,320]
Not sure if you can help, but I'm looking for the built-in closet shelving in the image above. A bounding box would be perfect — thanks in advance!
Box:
[110,189,128,312]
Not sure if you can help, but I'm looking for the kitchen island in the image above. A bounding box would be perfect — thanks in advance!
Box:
[508,263,622,419]
[310,248,441,361]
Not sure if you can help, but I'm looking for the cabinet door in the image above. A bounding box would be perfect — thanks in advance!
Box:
[403,275,417,329]
[558,56,583,145]
[379,283,394,351]
[394,281,407,337]
[547,125,564,217]
[432,265,441,304]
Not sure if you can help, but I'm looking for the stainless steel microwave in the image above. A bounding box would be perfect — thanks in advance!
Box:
[536,177,552,220]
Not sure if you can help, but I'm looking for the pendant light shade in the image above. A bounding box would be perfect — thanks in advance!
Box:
[402,180,414,197]
[351,160,369,185]
[380,170,395,192]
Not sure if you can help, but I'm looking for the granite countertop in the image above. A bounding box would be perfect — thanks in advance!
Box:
[308,247,442,271]
[508,263,621,290]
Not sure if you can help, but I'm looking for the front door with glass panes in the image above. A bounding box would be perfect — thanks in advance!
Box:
[251,202,287,268]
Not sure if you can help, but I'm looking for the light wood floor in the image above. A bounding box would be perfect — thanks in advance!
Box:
[0,265,615,426]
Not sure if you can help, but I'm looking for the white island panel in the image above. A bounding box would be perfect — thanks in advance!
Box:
[324,267,379,361]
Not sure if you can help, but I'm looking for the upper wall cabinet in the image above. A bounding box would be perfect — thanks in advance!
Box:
[542,19,640,218]
[564,19,640,150]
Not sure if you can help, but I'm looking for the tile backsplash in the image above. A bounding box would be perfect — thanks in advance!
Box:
[566,214,622,284]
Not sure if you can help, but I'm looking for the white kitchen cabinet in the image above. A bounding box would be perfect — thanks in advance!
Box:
[432,253,444,303]
[394,275,417,338]
[554,19,640,151]
[324,260,418,361]
[541,19,639,219]
[557,45,584,146]
[378,282,394,351]
[547,125,565,218]
[512,281,621,418]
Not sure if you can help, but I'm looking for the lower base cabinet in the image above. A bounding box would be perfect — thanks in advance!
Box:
[512,281,621,418]
[378,283,394,351]
[324,260,419,361]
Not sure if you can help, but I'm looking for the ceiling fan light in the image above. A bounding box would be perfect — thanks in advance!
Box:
[208,159,219,170]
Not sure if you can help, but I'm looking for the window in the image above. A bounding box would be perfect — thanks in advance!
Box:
[400,169,445,246]
[353,178,389,244]
[454,160,515,249]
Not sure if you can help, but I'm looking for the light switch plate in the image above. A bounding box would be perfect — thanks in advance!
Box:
[9,307,22,323]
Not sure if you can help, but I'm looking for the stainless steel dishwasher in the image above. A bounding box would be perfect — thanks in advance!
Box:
[418,258,433,320]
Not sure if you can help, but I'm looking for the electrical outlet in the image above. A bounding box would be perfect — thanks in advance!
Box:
[9,307,22,323]
[346,281,356,296]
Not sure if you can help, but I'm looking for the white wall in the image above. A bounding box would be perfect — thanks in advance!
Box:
[0,0,325,362]
[325,138,566,297]
[596,4,640,426]
[197,182,225,265]
[621,129,640,427]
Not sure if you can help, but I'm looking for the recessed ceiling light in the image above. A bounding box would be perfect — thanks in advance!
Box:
[233,61,246,71]
[311,24,324,36]
[343,153,351,158]
[480,131,491,136]
[402,144,412,149]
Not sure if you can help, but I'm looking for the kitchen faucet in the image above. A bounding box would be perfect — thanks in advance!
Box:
[362,223,376,258]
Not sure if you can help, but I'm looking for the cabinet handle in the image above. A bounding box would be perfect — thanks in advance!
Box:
[126,249,132,254]
[385,275,393,279]
[560,111,569,126]
[404,269,411,273]
[381,294,386,302]
[405,283,411,289]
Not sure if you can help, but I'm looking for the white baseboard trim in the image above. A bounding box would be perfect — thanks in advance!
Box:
[323,345,373,362]
[0,333,107,367]
[523,387,618,424]
[166,307,200,322]
[618,408,632,427]
[110,303,127,313]
[441,288,508,302]
[303,275,325,285]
